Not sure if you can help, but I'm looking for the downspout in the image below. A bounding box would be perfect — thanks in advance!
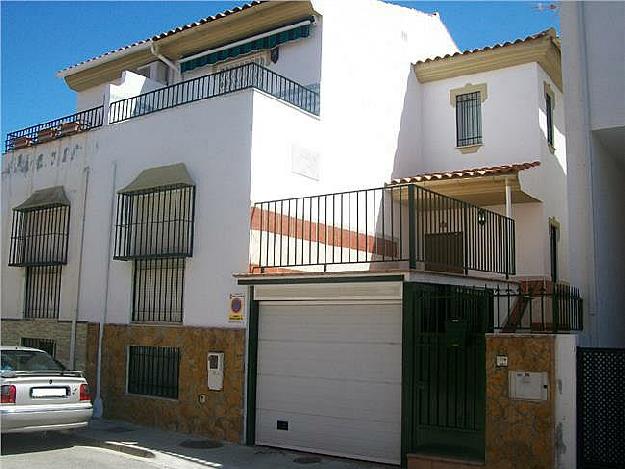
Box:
[69,166,90,370]
[93,162,117,419]
[150,42,181,83]
[505,176,513,219]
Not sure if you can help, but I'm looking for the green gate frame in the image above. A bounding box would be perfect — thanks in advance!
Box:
[401,282,492,467]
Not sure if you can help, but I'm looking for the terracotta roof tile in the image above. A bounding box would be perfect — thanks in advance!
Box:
[415,28,558,65]
[389,161,541,185]
[58,1,264,74]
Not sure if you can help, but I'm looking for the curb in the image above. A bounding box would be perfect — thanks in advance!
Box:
[73,435,156,459]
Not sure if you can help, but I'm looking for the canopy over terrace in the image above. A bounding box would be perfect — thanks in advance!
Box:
[388,161,541,218]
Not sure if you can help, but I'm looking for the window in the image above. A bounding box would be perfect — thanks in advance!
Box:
[546,91,554,147]
[132,258,184,323]
[456,91,483,147]
[1,349,64,372]
[24,266,62,319]
[21,337,56,357]
[127,346,180,399]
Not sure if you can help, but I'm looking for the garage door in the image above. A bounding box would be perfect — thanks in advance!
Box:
[256,300,402,464]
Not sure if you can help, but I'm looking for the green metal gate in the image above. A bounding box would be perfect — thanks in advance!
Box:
[402,283,492,465]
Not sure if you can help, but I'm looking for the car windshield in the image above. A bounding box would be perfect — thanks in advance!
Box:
[1,350,65,372]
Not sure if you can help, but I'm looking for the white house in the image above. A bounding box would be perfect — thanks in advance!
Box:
[2,1,588,468]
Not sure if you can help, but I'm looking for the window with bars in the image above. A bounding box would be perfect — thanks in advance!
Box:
[546,92,554,147]
[132,258,185,322]
[127,346,180,399]
[456,91,483,147]
[21,337,56,357]
[24,266,62,319]
[114,186,195,259]
[9,205,70,267]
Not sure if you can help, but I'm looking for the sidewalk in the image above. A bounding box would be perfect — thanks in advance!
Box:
[77,419,393,469]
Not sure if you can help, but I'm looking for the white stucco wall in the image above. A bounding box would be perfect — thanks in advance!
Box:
[561,1,625,347]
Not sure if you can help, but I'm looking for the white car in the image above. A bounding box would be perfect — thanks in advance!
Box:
[0,346,93,433]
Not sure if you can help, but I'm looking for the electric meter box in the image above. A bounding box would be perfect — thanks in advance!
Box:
[508,371,548,401]
[207,352,224,391]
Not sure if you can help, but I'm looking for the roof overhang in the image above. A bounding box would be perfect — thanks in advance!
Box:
[389,162,542,206]
[414,29,562,91]
[60,1,315,92]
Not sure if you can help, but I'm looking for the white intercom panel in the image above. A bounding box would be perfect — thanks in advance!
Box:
[508,371,548,401]
[207,352,224,391]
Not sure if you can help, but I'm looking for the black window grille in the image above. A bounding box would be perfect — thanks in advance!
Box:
[9,205,70,267]
[21,337,56,357]
[456,91,483,147]
[127,346,180,399]
[114,186,195,260]
[132,258,184,323]
[24,266,62,319]
[546,92,554,147]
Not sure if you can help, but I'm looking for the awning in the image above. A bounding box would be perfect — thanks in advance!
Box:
[14,186,70,212]
[119,163,194,194]
[180,22,311,73]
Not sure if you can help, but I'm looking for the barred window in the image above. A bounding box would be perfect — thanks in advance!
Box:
[132,258,184,323]
[9,205,70,267]
[546,92,554,147]
[24,266,62,319]
[127,346,180,399]
[21,337,56,357]
[456,91,483,147]
[114,186,195,259]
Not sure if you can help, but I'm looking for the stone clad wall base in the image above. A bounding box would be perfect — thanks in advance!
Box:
[485,334,555,469]
[0,319,91,372]
[101,324,245,443]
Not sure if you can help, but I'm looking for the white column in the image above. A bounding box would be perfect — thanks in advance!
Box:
[505,177,513,219]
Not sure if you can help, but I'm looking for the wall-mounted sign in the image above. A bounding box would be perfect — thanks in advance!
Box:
[228,293,246,322]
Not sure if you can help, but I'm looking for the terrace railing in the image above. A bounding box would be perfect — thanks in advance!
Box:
[494,281,583,333]
[109,62,320,123]
[5,63,319,152]
[251,183,516,276]
[5,106,104,152]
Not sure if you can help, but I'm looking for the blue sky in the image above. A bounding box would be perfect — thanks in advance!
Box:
[1,1,559,143]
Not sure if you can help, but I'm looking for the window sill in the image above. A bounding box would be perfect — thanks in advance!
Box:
[456,144,483,154]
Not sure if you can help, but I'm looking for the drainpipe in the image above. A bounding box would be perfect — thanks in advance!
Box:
[150,42,181,83]
[505,177,513,219]
[69,166,90,370]
[93,162,117,419]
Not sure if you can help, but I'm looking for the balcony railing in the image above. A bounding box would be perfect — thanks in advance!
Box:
[5,63,319,152]
[251,183,516,276]
[494,281,583,333]
[109,62,320,123]
[5,106,104,152]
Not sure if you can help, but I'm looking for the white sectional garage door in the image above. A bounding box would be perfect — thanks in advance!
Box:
[256,299,402,464]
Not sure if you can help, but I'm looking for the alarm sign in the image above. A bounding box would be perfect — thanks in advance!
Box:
[228,293,245,322]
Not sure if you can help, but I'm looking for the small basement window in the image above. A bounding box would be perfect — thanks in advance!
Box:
[132,258,185,323]
[24,266,62,319]
[127,346,180,399]
[21,337,56,357]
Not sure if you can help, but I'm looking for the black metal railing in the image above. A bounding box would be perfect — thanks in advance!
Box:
[5,106,104,152]
[127,345,180,399]
[109,62,320,123]
[9,205,71,267]
[494,281,583,333]
[252,183,515,276]
[132,258,185,323]
[23,265,62,320]
[113,186,195,260]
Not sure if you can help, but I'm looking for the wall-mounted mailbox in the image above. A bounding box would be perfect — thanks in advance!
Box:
[509,371,548,401]
[207,352,224,391]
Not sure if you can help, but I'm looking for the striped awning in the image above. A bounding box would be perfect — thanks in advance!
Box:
[180,22,312,73]
[14,186,70,212]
